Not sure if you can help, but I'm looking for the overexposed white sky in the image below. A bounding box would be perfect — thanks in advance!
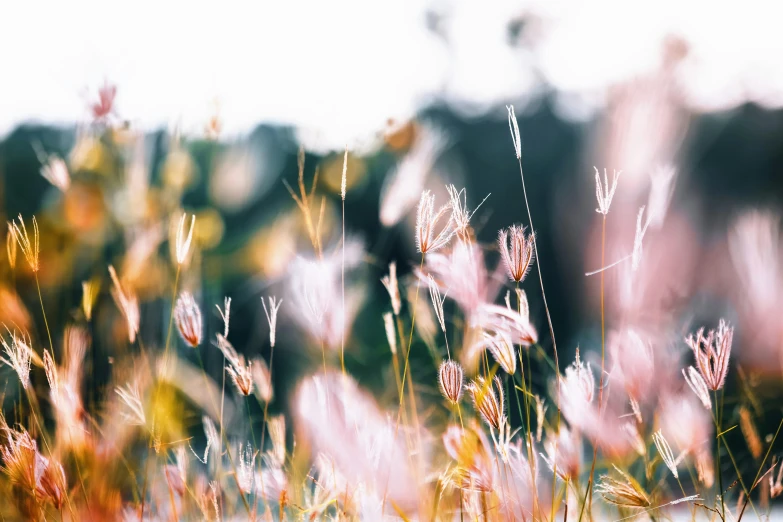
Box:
[2,0,783,150]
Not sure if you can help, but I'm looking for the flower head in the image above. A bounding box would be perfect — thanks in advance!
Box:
[594,167,622,215]
[653,430,680,479]
[174,291,202,347]
[483,329,517,375]
[685,319,733,391]
[261,296,282,348]
[438,360,464,404]
[216,335,254,396]
[10,214,39,273]
[498,225,535,283]
[1,330,33,390]
[468,376,505,430]
[90,81,117,120]
[381,262,401,316]
[175,213,196,265]
[682,366,711,409]
[108,265,140,344]
[542,426,582,480]
[415,190,455,254]
[596,465,650,507]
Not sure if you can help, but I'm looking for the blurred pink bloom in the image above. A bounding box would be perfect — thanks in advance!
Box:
[542,426,582,480]
[658,392,712,454]
[608,328,655,406]
[90,82,117,121]
[295,371,422,515]
[288,239,365,349]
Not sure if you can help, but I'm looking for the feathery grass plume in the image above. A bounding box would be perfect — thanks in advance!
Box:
[6,223,17,269]
[558,348,595,430]
[216,296,231,337]
[682,366,711,409]
[427,274,447,333]
[43,349,58,402]
[267,415,286,464]
[770,459,783,498]
[340,145,348,200]
[468,376,505,430]
[174,291,202,347]
[739,406,762,459]
[10,214,39,272]
[415,189,455,254]
[534,394,547,442]
[192,415,219,464]
[237,442,258,494]
[446,184,489,240]
[594,167,622,215]
[647,164,676,228]
[542,426,582,480]
[381,262,401,316]
[471,302,537,348]
[37,457,67,509]
[383,312,397,355]
[175,212,196,265]
[115,383,146,425]
[506,105,522,159]
[1,329,33,390]
[438,360,464,404]
[81,279,100,321]
[216,335,254,396]
[596,465,651,507]
[251,357,273,403]
[261,296,282,348]
[108,265,140,343]
[483,329,517,374]
[622,422,647,457]
[653,430,679,479]
[39,154,71,192]
[498,225,535,282]
[685,319,733,391]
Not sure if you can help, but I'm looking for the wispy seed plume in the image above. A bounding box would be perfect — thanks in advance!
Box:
[594,167,622,215]
[381,262,401,316]
[261,296,282,348]
[175,212,196,265]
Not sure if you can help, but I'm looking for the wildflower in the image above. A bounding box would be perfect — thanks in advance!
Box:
[594,167,622,215]
[1,330,33,390]
[468,376,504,430]
[10,214,39,272]
[653,430,680,479]
[383,312,397,355]
[685,319,733,391]
[251,357,273,402]
[381,262,401,316]
[40,155,70,192]
[108,265,140,344]
[174,291,202,347]
[415,190,455,254]
[438,360,463,404]
[506,105,522,159]
[427,274,447,333]
[483,329,517,374]
[175,213,196,265]
[261,296,282,348]
[739,406,762,460]
[682,366,711,409]
[6,224,17,269]
[596,465,651,507]
[216,296,231,337]
[498,225,535,282]
[542,426,582,480]
[115,383,146,425]
[267,415,286,463]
